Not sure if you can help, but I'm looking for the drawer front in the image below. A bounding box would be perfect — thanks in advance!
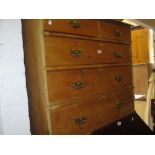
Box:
[100,21,131,42]
[97,93,118,128]
[43,19,99,37]
[117,99,134,119]
[50,87,134,134]
[115,88,134,119]
[77,97,102,134]
[44,36,131,66]
[78,92,117,134]
[97,87,134,127]
[50,100,100,135]
[47,66,132,105]
[50,104,81,135]
[50,101,100,135]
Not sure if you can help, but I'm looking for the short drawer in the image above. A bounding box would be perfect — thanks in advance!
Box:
[114,88,134,119]
[43,19,99,37]
[99,21,131,42]
[97,87,134,127]
[116,99,134,119]
[44,36,131,66]
[50,99,100,135]
[47,66,132,105]
[50,104,81,135]
[50,87,134,134]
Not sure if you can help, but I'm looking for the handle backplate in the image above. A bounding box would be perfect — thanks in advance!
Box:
[117,101,125,109]
[114,51,122,58]
[75,116,87,125]
[69,20,81,28]
[71,49,83,57]
[113,29,122,36]
[115,75,123,82]
[72,81,85,89]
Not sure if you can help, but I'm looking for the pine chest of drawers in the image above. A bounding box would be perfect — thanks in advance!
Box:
[22,19,134,135]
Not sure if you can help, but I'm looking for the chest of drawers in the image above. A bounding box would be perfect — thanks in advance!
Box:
[22,19,134,134]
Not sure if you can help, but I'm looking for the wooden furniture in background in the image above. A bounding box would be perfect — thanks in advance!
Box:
[133,63,152,96]
[22,19,134,135]
[131,28,149,64]
[131,27,151,96]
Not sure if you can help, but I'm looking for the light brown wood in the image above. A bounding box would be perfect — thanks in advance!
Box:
[43,19,99,37]
[96,86,134,126]
[99,21,131,42]
[47,66,132,105]
[44,31,131,45]
[22,20,50,134]
[46,63,131,71]
[132,63,152,96]
[44,35,131,67]
[50,87,134,135]
[22,19,134,135]
[47,85,134,110]
[50,104,81,135]
[131,28,149,64]
[114,88,134,119]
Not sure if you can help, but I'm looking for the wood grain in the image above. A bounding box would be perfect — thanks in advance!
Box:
[22,19,134,135]
[47,66,132,105]
[43,19,99,37]
[44,31,131,45]
[132,63,152,96]
[44,35,131,67]
[46,63,131,71]
[99,21,131,42]
[22,20,50,134]
[131,28,149,64]
[50,87,134,135]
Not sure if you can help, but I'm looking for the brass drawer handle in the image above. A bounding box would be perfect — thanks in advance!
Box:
[117,101,125,109]
[113,29,122,36]
[75,116,87,125]
[72,81,85,89]
[115,75,123,82]
[71,49,83,57]
[114,51,122,58]
[69,20,81,28]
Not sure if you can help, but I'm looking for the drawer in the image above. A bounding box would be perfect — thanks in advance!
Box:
[117,99,134,119]
[115,89,134,119]
[97,87,134,127]
[50,87,134,134]
[44,36,131,67]
[99,21,131,42]
[50,104,81,135]
[47,66,132,105]
[50,100,99,135]
[77,87,133,134]
[43,19,99,37]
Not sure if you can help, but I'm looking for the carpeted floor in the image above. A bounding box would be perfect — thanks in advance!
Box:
[92,112,153,135]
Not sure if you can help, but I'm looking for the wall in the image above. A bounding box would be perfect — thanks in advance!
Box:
[0,20,30,134]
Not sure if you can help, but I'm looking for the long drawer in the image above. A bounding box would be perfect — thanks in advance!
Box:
[43,19,99,37]
[50,87,134,134]
[47,66,132,105]
[99,21,131,42]
[44,36,131,66]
